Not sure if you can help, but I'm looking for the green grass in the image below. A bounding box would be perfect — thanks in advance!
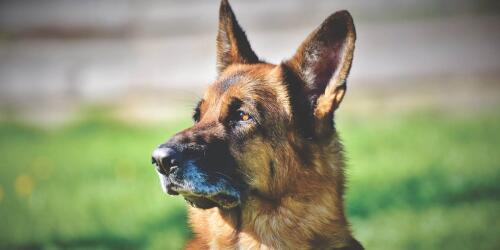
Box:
[0,110,499,249]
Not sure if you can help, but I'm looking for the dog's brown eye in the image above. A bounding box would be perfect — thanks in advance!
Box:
[239,111,251,122]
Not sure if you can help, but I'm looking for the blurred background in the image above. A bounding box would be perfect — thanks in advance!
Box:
[0,0,499,249]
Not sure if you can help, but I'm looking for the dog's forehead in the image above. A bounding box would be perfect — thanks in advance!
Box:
[197,63,291,121]
[204,64,277,100]
[212,71,246,95]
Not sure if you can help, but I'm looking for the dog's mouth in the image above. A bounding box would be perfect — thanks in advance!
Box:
[175,188,239,209]
[157,162,241,209]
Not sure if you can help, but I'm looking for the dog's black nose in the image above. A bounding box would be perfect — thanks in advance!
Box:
[152,147,180,174]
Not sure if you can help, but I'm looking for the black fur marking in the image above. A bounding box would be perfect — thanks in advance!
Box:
[254,102,271,139]
[269,160,275,179]
[280,63,316,167]
[194,134,205,146]
[193,100,203,122]
[280,63,315,139]
[337,238,365,250]
[309,234,329,249]
[223,97,243,126]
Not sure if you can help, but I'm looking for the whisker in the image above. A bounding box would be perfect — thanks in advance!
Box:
[214,171,234,182]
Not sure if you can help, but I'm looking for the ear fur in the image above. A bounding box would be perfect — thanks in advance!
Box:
[216,0,259,74]
[285,10,356,133]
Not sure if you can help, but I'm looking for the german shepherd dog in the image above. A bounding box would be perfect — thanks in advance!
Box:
[151,0,361,249]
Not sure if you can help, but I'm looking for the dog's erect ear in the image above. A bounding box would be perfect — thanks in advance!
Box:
[286,10,356,123]
[216,0,259,74]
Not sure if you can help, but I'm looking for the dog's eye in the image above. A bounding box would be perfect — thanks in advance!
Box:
[239,111,251,122]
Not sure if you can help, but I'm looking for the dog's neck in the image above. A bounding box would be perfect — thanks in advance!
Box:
[190,141,360,249]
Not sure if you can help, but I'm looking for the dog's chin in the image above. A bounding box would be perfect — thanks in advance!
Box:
[157,170,241,210]
[169,183,241,209]
[183,195,218,209]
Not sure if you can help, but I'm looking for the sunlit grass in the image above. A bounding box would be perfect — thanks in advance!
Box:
[352,200,500,250]
[340,112,500,217]
[0,109,499,249]
[0,117,192,249]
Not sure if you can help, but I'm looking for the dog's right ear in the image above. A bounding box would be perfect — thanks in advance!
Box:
[216,0,259,75]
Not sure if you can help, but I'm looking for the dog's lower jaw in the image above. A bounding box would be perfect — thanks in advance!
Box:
[179,190,241,210]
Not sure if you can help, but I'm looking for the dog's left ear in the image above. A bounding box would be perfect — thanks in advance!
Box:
[286,10,356,132]
[216,0,259,75]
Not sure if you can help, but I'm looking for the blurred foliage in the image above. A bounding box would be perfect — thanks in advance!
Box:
[0,109,499,249]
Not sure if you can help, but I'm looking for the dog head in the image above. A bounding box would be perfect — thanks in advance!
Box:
[152,0,356,210]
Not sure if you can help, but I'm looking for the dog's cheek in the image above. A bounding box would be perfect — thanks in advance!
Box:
[231,137,274,193]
